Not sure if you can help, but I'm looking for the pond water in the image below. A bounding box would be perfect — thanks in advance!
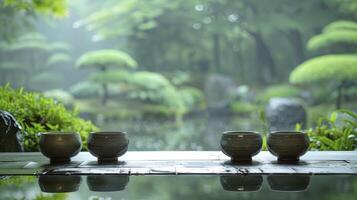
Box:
[101,114,263,151]
[0,175,355,200]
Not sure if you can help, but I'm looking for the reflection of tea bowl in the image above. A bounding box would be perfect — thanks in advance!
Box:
[267,131,309,162]
[267,175,310,191]
[220,131,262,163]
[39,132,82,164]
[88,131,129,163]
[87,175,130,192]
[38,175,81,193]
[220,175,263,191]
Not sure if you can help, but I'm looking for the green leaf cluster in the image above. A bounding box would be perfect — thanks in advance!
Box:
[69,81,103,99]
[289,54,357,84]
[256,84,301,103]
[76,49,137,70]
[0,84,97,151]
[307,109,357,150]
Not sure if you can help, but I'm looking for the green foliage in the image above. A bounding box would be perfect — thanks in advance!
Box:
[43,89,74,106]
[307,29,357,52]
[229,101,257,115]
[289,54,357,84]
[0,176,35,187]
[49,42,71,52]
[323,20,357,32]
[89,70,130,84]
[2,0,68,17]
[76,49,137,69]
[307,109,357,150]
[69,81,103,98]
[0,85,97,151]
[178,87,205,110]
[256,85,301,103]
[30,72,64,91]
[46,53,71,66]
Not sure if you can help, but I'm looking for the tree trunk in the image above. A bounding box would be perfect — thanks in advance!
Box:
[336,81,344,109]
[287,29,305,67]
[100,67,108,105]
[248,31,276,84]
[213,34,221,72]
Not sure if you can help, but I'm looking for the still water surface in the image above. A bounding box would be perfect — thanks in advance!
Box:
[0,175,355,200]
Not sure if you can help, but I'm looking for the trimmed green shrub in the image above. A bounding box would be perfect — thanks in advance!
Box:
[178,87,205,110]
[306,109,357,150]
[46,53,71,66]
[289,54,357,84]
[76,49,137,69]
[0,84,97,151]
[323,20,357,32]
[43,89,74,106]
[256,85,301,103]
[69,81,103,98]
[229,101,257,115]
[307,30,357,52]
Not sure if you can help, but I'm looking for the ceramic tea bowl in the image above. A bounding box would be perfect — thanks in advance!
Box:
[87,175,130,192]
[220,131,262,163]
[39,132,82,164]
[267,175,310,191]
[220,175,263,192]
[267,131,309,162]
[88,131,129,163]
[38,175,81,193]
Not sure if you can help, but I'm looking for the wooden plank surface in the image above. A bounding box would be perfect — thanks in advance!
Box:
[0,151,356,175]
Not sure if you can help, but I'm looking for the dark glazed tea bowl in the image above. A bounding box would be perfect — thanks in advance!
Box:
[39,132,82,164]
[88,131,129,163]
[87,175,130,192]
[267,131,309,162]
[220,131,262,163]
[38,175,81,193]
[267,175,310,191]
[220,175,263,191]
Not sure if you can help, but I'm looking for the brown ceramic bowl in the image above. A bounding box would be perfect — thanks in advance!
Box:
[220,131,262,163]
[267,131,309,162]
[88,131,129,163]
[87,175,130,192]
[38,175,81,193]
[220,175,263,191]
[268,175,310,191]
[39,132,82,163]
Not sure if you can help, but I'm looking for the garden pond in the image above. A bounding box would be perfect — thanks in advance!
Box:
[0,175,355,200]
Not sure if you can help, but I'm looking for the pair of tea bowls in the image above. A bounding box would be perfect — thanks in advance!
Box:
[39,131,129,164]
[220,131,309,163]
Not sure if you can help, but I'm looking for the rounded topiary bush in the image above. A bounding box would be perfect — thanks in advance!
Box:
[0,84,97,151]
[69,81,103,99]
[256,85,301,103]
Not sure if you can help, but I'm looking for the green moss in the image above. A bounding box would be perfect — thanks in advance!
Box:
[307,30,357,52]
[76,49,137,69]
[289,54,357,84]
[0,85,97,151]
[256,85,301,103]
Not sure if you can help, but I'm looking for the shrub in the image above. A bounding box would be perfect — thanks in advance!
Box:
[256,85,301,103]
[69,81,103,98]
[178,87,205,110]
[306,109,357,150]
[0,84,97,151]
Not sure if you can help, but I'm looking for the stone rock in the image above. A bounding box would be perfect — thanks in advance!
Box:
[0,111,24,152]
[265,98,306,131]
[204,74,236,109]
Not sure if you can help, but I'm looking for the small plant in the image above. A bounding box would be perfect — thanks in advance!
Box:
[0,84,97,151]
[307,109,357,150]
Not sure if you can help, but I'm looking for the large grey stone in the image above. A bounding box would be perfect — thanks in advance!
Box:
[265,98,306,131]
[204,74,236,109]
[0,111,24,152]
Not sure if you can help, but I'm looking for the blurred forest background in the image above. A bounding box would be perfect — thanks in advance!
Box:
[0,0,356,151]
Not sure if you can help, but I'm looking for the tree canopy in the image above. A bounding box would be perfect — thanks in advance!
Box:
[76,49,137,69]
[289,54,357,84]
